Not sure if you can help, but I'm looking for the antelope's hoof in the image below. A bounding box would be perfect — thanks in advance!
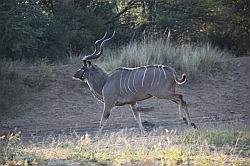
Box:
[191,122,197,129]
[142,121,155,127]
[141,131,147,137]
[182,117,188,125]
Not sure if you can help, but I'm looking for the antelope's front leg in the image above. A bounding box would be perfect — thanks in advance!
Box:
[97,103,112,136]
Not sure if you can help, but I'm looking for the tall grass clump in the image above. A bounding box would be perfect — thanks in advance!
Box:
[0,130,23,165]
[99,38,231,78]
[0,59,54,115]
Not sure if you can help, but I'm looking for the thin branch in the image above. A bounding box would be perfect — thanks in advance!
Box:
[105,0,140,25]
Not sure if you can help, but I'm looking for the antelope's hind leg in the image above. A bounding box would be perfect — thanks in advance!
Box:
[170,94,197,129]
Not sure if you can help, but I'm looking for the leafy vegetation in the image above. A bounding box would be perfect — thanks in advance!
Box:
[1,126,249,165]
[0,0,249,62]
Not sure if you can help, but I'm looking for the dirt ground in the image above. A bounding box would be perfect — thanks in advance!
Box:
[0,57,249,139]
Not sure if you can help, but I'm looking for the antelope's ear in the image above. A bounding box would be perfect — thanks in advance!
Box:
[83,60,87,66]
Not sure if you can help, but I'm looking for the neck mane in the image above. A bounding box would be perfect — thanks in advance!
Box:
[86,65,108,101]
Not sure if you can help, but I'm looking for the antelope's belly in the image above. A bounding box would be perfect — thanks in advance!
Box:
[115,93,152,106]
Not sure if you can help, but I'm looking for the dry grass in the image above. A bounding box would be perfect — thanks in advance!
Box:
[1,125,249,165]
[96,38,231,79]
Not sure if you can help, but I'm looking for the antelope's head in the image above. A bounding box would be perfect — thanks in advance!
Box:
[73,31,115,81]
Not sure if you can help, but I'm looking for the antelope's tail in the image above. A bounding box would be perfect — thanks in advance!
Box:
[174,73,187,85]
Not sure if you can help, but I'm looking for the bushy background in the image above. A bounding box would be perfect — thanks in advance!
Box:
[0,0,249,62]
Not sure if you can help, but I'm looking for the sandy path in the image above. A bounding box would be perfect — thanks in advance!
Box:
[0,57,249,138]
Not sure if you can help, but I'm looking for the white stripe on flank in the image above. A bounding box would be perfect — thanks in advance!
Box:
[123,72,129,94]
[151,66,156,87]
[127,70,136,94]
[161,65,167,79]
[157,65,162,85]
[132,69,138,93]
[141,66,147,87]
[119,69,124,95]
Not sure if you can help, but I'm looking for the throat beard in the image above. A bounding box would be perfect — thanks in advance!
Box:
[86,80,103,102]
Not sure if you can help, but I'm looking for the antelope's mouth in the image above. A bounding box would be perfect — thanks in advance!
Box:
[72,76,82,81]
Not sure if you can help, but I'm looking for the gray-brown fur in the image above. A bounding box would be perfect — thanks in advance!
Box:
[73,32,196,135]
[105,65,178,106]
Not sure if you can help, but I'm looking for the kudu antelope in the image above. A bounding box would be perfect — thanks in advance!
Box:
[73,32,196,135]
